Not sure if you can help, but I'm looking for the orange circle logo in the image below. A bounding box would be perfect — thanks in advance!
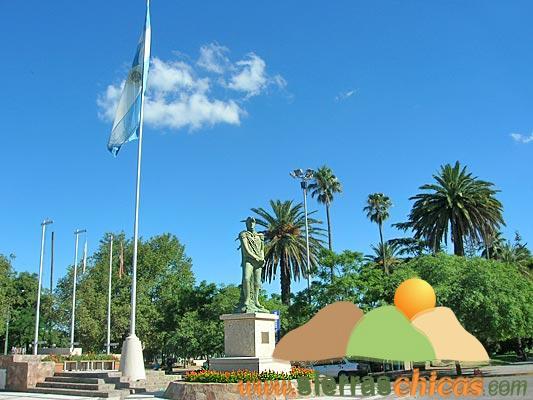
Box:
[394,278,436,319]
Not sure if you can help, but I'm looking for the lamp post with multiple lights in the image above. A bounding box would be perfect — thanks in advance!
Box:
[33,219,53,355]
[290,168,315,302]
[70,228,86,352]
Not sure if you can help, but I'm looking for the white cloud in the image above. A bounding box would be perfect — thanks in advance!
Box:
[98,44,285,131]
[197,43,230,74]
[149,58,208,94]
[97,82,124,121]
[144,94,243,130]
[510,132,533,144]
[227,53,286,98]
[335,89,357,102]
[227,54,267,96]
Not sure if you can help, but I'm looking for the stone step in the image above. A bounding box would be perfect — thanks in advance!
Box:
[46,376,105,384]
[28,386,124,398]
[37,381,116,391]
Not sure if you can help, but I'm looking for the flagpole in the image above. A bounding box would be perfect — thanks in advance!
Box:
[120,0,150,381]
[33,219,52,355]
[130,90,145,338]
[112,0,150,380]
[106,235,113,355]
[70,229,86,353]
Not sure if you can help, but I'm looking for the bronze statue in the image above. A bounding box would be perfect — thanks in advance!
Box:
[236,217,269,313]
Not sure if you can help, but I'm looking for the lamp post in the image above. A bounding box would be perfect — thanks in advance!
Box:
[70,229,86,353]
[290,168,315,302]
[106,235,113,355]
[33,219,53,355]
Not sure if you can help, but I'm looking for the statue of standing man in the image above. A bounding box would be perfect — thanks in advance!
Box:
[236,217,269,313]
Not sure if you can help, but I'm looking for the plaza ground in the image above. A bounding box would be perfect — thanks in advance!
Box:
[1,363,531,400]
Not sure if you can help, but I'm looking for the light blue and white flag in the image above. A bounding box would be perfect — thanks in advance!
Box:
[107,0,151,156]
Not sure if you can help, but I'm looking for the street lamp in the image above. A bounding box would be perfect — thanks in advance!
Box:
[34,219,53,355]
[290,168,315,302]
[70,228,86,353]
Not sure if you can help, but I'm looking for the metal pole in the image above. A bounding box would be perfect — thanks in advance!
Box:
[302,182,312,302]
[34,219,52,355]
[106,235,113,355]
[4,312,9,355]
[70,229,85,352]
[130,70,146,337]
[50,231,55,292]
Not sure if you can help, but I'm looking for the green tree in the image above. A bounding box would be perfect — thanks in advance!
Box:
[55,233,195,356]
[252,200,324,305]
[0,255,13,339]
[400,254,532,358]
[308,166,342,251]
[397,162,505,256]
[364,193,393,274]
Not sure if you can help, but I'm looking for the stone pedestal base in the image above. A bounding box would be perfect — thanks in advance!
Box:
[210,313,291,373]
[120,334,146,381]
[210,357,291,373]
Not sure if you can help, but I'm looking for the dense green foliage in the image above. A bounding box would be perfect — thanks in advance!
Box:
[286,252,532,357]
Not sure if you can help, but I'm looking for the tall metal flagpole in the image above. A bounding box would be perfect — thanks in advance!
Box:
[50,231,55,292]
[130,88,145,338]
[34,219,52,355]
[115,0,150,381]
[70,229,86,352]
[106,235,113,355]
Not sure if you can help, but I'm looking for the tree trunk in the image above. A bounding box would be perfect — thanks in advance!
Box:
[379,222,389,274]
[516,338,527,361]
[280,256,291,305]
[455,361,462,376]
[326,203,333,251]
[451,222,465,256]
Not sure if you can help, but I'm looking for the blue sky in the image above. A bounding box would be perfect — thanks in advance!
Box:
[1,0,532,295]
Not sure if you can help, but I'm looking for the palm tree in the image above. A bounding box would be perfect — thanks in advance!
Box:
[252,200,325,305]
[308,166,342,251]
[480,230,506,260]
[364,242,403,269]
[364,193,393,274]
[397,162,504,256]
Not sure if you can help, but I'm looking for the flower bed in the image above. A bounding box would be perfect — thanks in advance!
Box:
[185,367,314,383]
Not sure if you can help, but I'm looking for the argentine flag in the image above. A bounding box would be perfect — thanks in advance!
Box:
[107,0,151,156]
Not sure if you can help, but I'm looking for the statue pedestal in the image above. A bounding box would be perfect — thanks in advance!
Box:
[210,313,291,373]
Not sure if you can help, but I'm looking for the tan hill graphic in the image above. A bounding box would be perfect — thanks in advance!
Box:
[411,307,489,362]
[273,301,363,361]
